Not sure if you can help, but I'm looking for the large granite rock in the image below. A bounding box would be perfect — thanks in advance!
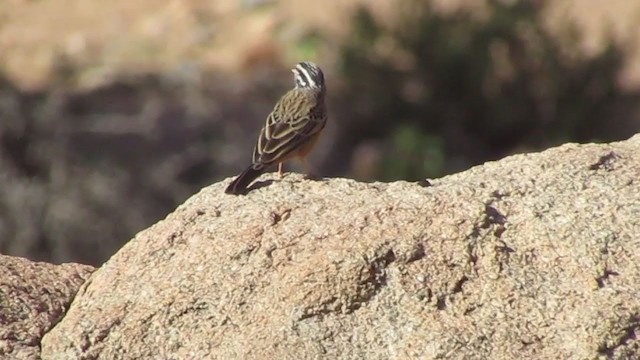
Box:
[40,135,640,359]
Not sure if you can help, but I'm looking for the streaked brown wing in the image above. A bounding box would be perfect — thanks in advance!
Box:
[253,89,324,165]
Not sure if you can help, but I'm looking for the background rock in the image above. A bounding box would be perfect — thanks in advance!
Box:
[42,135,640,359]
[0,255,93,359]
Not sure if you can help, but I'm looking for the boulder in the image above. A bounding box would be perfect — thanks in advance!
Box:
[0,255,93,359]
[41,135,640,359]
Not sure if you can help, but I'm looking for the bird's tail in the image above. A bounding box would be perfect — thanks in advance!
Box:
[225,165,265,195]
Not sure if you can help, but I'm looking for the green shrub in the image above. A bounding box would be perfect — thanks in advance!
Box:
[335,0,631,180]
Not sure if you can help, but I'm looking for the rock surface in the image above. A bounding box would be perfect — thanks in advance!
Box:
[0,255,93,359]
[41,136,640,359]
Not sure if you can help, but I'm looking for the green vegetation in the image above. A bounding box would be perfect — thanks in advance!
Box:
[335,0,630,180]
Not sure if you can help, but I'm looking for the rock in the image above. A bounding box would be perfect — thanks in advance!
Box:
[0,255,93,359]
[41,135,640,359]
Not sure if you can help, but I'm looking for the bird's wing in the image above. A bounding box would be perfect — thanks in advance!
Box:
[253,90,325,165]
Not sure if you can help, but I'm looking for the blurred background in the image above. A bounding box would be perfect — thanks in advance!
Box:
[1,0,639,266]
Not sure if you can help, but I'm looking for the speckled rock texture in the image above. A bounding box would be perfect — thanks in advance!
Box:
[0,255,93,359]
[41,135,640,359]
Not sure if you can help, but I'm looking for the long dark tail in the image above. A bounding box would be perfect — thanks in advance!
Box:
[225,165,265,195]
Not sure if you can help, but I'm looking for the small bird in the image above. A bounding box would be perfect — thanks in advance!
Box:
[225,61,327,195]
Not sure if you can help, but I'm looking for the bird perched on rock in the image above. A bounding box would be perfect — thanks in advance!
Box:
[225,61,327,195]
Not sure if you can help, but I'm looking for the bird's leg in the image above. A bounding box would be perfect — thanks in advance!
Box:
[302,159,319,180]
[278,162,284,178]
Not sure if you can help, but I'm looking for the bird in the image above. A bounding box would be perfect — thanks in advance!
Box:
[225,61,327,195]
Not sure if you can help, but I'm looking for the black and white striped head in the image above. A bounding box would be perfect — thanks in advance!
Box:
[292,61,325,89]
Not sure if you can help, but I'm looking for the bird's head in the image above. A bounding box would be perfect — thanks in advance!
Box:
[292,61,325,90]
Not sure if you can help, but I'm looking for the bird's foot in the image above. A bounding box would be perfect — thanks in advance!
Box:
[277,163,285,179]
[303,172,321,180]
